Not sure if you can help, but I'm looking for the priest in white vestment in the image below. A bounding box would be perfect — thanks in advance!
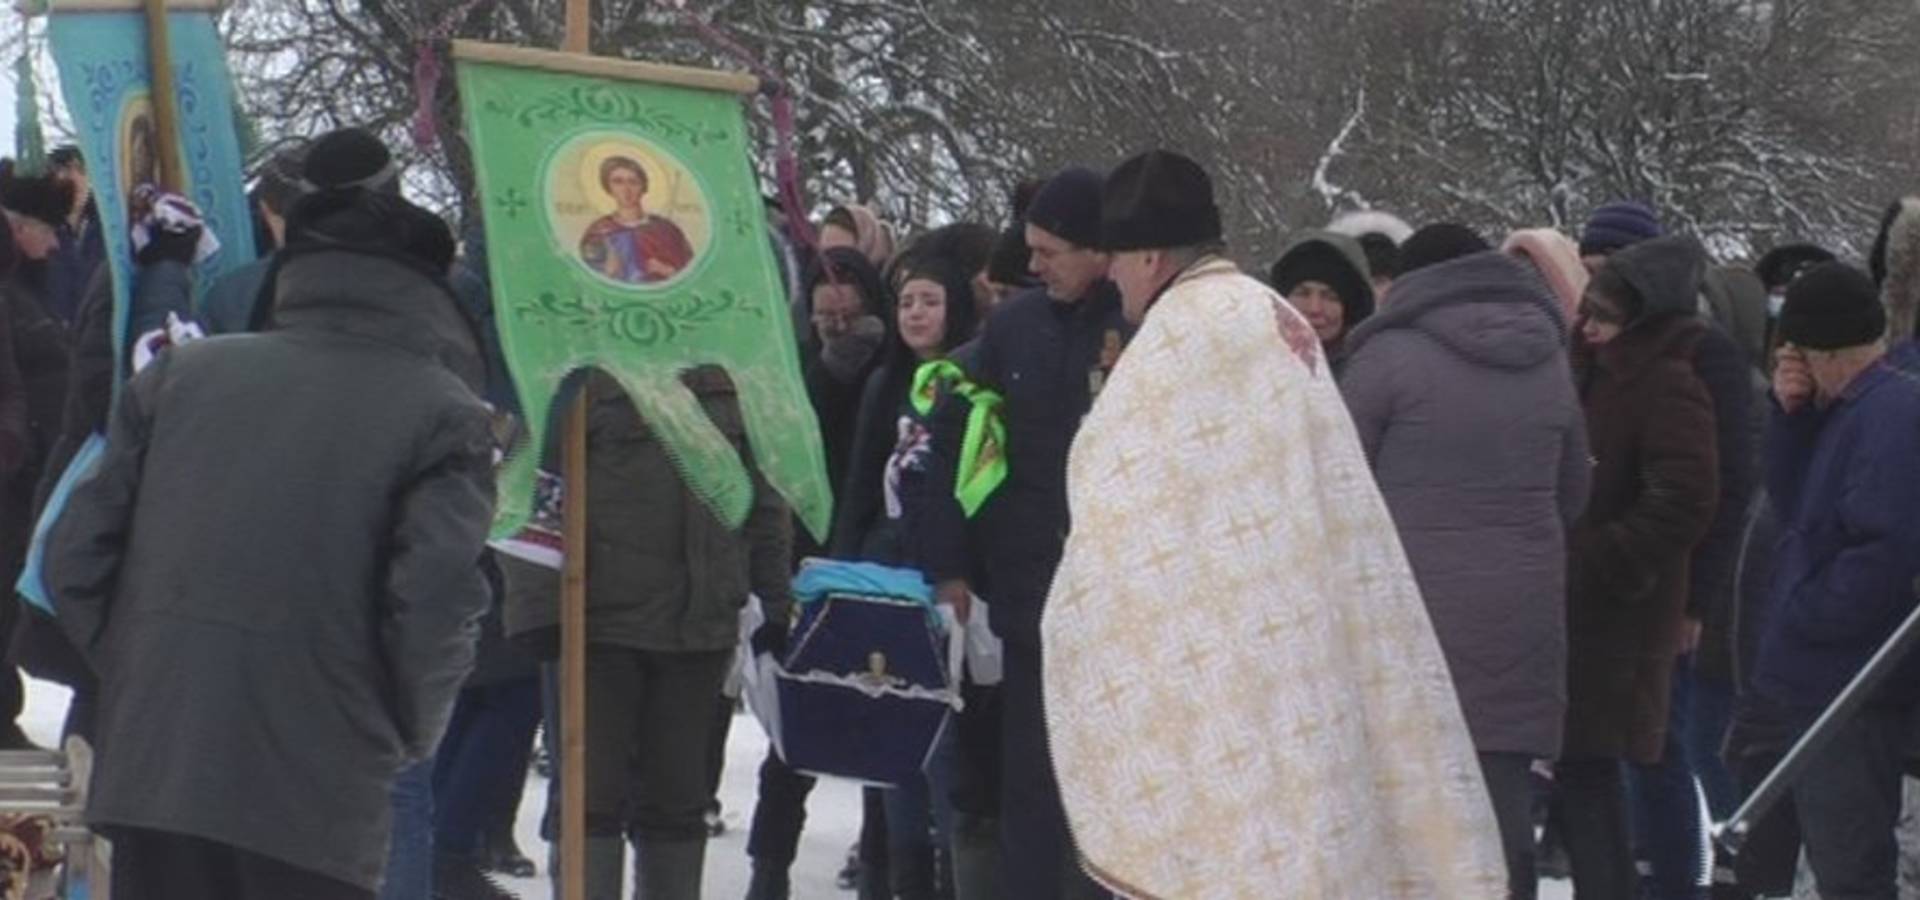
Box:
[1039,149,1507,899]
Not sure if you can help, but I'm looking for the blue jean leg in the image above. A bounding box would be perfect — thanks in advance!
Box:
[1627,657,1706,899]
[380,758,435,900]
[540,661,559,842]
[1683,674,1739,822]
[433,678,542,860]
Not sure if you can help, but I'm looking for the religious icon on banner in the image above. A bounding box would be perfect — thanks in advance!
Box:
[47,6,255,360]
[117,93,161,213]
[546,133,710,287]
[456,43,832,542]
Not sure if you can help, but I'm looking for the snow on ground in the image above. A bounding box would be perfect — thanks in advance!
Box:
[23,677,1575,899]
[506,708,865,900]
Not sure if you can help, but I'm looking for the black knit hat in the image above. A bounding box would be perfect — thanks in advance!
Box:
[1755,243,1837,291]
[1778,262,1886,350]
[302,127,400,193]
[0,162,76,227]
[1099,149,1223,253]
[1024,167,1105,248]
[1579,201,1662,257]
[1357,233,1399,279]
[1271,237,1374,326]
[1395,223,1490,277]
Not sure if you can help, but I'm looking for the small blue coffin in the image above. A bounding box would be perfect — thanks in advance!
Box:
[775,561,959,786]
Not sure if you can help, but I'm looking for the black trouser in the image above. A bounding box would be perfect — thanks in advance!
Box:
[953,682,1003,819]
[576,645,733,841]
[1722,747,1801,896]
[745,749,817,867]
[108,826,371,900]
[705,693,735,813]
[1791,705,1908,900]
[1557,756,1635,900]
[858,786,891,899]
[1480,752,1538,900]
[1000,637,1105,900]
[0,555,29,745]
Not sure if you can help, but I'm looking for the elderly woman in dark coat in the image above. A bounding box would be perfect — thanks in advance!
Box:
[1560,235,1720,900]
[1339,249,1590,899]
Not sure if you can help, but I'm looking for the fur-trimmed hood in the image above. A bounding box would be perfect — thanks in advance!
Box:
[1504,228,1589,321]
[1875,196,1920,341]
[1326,209,1414,244]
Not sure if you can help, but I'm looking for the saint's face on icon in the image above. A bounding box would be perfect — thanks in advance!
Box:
[606,163,646,216]
[577,155,695,285]
[119,99,162,215]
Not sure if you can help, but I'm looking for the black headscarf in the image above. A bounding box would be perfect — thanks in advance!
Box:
[876,258,980,389]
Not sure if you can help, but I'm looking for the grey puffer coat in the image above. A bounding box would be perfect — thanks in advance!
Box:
[1341,251,1591,758]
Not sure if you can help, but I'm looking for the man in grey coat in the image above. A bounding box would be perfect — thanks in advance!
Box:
[1339,248,1590,900]
[43,183,495,899]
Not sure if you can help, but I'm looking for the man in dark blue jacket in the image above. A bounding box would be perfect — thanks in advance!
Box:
[199,146,306,335]
[1753,262,1920,900]
[44,147,105,328]
[918,166,1127,900]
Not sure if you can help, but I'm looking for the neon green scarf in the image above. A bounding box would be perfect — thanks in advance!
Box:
[911,360,1007,518]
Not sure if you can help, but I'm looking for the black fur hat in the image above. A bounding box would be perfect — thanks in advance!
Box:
[1755,242,1837,292]
[302,127,400,194]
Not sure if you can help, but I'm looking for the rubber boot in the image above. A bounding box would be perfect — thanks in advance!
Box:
[633,838,706,900]
[744,863,791,900]
[548,836,625,900]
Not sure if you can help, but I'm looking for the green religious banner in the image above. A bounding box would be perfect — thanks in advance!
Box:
[454,42,831,542]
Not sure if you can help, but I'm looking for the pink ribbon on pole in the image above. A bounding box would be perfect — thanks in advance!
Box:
[411,0,487,153]
[675,8,818,252]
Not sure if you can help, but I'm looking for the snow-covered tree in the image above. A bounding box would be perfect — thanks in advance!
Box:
[220,0,1920,262]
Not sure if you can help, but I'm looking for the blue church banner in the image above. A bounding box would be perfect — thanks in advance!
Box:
[49,9,255,365]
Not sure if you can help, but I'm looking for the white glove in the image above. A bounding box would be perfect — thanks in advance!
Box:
[131,313,207,373]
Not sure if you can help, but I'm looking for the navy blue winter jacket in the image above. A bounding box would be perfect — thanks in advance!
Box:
[916,282,1129,645]
[1750,339,1920,720]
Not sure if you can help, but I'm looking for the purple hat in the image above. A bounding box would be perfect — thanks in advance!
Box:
[1579,201,1663,257]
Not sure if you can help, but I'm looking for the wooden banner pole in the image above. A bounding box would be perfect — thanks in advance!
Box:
[559,1,590,898]
[564,0,589,59]
[451,40,758,95]
[142,0,185,191]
